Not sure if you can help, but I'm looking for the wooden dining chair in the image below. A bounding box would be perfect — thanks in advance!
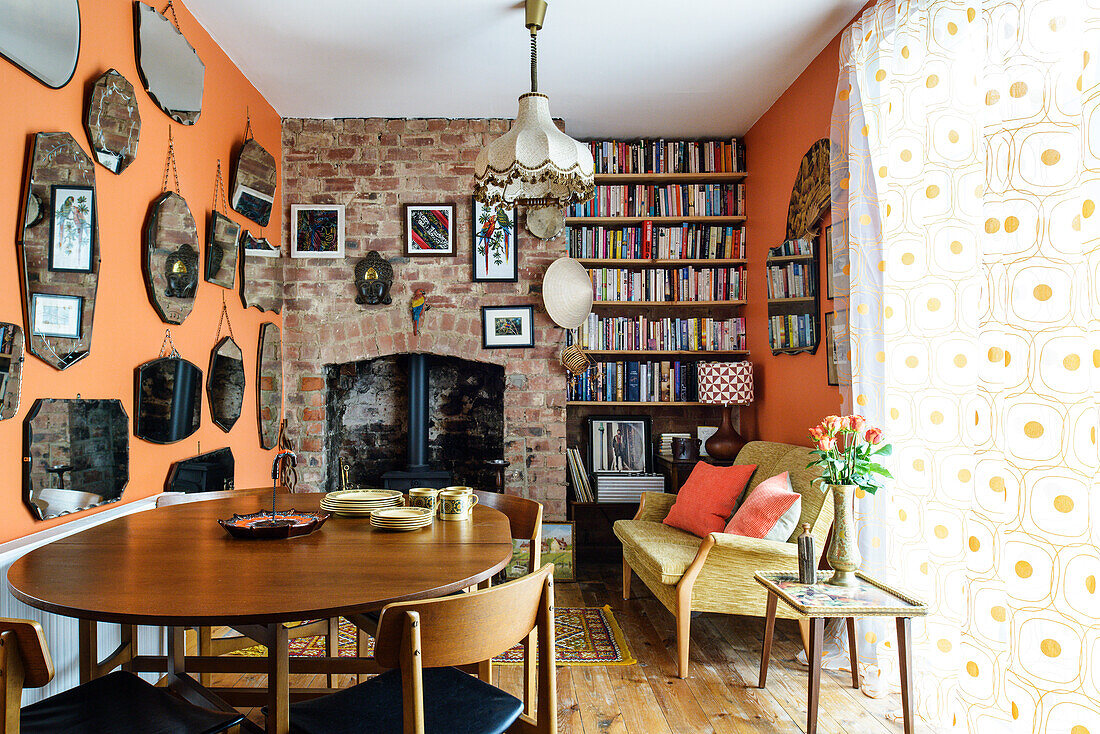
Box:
[156,489,342,686]
[0,618,243,734]
[473,490,543,576]
[288,563,556,734]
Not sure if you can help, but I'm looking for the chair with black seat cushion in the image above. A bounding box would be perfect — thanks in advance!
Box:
[0,618,243,734]
[288,563,556,734]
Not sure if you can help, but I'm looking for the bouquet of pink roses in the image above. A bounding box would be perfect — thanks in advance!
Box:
[808,415,893,494]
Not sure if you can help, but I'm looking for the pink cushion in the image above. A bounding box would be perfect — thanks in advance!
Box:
[724,472,802,540]
[662,463,757,538]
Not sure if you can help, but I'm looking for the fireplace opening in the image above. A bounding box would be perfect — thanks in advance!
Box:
[325,353,505,492]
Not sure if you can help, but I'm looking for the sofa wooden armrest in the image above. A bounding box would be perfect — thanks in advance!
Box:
[633,492,676,522]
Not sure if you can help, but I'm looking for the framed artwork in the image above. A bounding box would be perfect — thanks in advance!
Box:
[241,231,280,258]
[481,305,534,348]
[833,308,852,384]
[48,185,95,273]
[587,414,652,474]
[405,204,455,257]
[472,201,517,281]
[291,204,345,259]
[825,312,839,386]
[825,219,849,299]
[505,522,576,581]
[30,293,82,339]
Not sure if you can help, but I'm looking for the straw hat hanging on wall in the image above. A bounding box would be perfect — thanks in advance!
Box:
[542,257,593,374]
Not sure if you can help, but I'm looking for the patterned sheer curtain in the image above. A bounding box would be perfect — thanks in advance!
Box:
[830,0,1100,730]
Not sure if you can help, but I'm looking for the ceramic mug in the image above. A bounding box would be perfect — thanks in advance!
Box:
[439,490,479,521]
[442,485,474,496]
[407,487,439,513]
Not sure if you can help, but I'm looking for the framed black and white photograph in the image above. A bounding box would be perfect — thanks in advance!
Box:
[481,305,534,348]
[825,219,849,299]
[230,183,274,227]
[291,204,345,259]
[30,293,83,339]
[587,414,652,474]
[405,204,455,257]
[472,201,517,281]
[48,185,95,273]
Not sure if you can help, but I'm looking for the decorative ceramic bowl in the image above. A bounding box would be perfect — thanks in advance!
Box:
[218,510,330,540]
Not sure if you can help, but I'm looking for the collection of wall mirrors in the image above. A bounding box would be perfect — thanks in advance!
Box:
[3,1,285,519]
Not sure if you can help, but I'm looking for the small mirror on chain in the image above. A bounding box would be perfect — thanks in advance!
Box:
[144,128,200,324]
[206,160,240,289]
[208,297,245,432]
[134,329,202,444]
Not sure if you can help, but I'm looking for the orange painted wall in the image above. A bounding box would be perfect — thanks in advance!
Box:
[0,0,282,543]
[741,31,845,446]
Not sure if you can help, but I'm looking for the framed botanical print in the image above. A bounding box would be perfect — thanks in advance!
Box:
[291,204,345,258]
[31,293,83,339]
[405,204,455,257]
[481,305,534,348]
[48,185,95,273]
[472,201,517,281]
[587,414,652,474]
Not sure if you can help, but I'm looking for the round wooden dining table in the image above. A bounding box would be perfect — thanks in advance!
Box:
[7,491,514,734]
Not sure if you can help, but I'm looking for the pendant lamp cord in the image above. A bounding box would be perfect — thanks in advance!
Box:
[530,32,538,93]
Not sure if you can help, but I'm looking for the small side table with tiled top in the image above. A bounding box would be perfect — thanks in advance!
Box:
[754,571,928,734]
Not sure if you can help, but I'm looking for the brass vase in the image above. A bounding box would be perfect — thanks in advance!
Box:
[825,483,861,586]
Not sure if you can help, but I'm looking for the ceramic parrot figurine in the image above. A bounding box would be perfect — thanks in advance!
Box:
[410,288,430,336]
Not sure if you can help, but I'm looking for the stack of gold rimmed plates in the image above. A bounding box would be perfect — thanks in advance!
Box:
[321,489,403,517]
[370,506,434,531]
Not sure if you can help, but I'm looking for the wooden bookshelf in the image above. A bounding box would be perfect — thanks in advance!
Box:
[567,401,714,407]
[578,258,746,268]
[593,172,747,184]
[766,254,815,263]
[566,215,745,226]
[766,239,820,355]
[583,350,748,359]
[768,296,816,304]
[591,299,746,309]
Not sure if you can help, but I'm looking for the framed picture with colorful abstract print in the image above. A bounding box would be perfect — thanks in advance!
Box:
[405,203,455,257]
[291,204,344,259]
[472,201,517,281]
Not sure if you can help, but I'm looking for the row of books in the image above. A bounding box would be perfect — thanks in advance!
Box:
[591,266,747,303]
[768,238,815,258]
[767,262,816,299]
[568,360,710,403]
[567,223,746,260]
[568,184,744,218]
[769,314,818,350]
[571,314,747,352]
[566,448,595,502]
[0,324,16,355]
[588,139,746,174]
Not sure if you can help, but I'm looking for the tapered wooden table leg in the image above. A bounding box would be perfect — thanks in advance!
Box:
[267,623,289,734]
[846,617,860,689]
[807,617,824,734]
[78,620,97,684]
[168,626,186,674]
[758,591,778,688]
[897,617,915,734]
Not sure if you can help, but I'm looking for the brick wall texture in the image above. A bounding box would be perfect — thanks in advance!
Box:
[280,118,568,518]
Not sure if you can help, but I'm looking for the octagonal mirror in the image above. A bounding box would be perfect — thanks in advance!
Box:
[18,132,100,370]
[231,139,276,226]
[144,191,199,324]
[24,398,129,520]
[257,322,281,449]
[165,447,234,494]
[0,323,25,420]
[205,211,239,289]
[132,1,204,125]
[135,356,202,444]
[84,69,141,174]
[208,336,244,432]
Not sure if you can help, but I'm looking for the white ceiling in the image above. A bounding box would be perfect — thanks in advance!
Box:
[185,0,864,138]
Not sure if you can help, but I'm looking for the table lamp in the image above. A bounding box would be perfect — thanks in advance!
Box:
[697,361,754,460]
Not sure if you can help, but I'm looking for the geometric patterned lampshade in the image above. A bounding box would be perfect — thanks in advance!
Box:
[698,361,754,406]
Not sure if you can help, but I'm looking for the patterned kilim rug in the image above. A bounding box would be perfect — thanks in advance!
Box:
[227,605,635,666]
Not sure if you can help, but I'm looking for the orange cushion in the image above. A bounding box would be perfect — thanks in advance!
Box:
[662,462,757,538]
[724,472,801,540]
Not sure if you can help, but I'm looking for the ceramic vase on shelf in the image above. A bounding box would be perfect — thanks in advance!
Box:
[825,483,861,586]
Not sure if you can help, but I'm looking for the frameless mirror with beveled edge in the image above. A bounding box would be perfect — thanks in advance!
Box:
[257,322,281,449]
[0,0,80,89]
[0,323,25,420]
[132,1,204,125]
[134,356,202,444]
[207,336,244,432]
[23,398,129,520]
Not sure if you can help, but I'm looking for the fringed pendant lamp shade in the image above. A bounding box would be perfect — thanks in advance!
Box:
[473,0,594,209]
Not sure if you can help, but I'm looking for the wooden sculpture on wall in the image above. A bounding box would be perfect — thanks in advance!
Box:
[785,138,831,240]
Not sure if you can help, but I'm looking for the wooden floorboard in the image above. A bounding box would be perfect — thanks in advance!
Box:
[200,562,905,732]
